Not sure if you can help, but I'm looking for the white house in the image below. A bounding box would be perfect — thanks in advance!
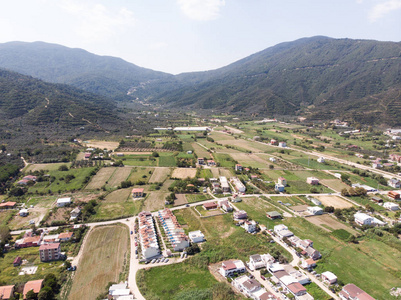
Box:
[278,142,287,148]
[248,254,265,270]
[188,230,205,243]
[56,197,71,207]
[242,220,257,233]
[388,178,401,188]
[274,224,294,238]
[307,206,323,215]
[354,213,387,226]
[70,207,81,220]
[269,157,276,162]
[321,271,337,284]
[317,157,325,163]
[219,260,246,277]
[383,202,400,211]
[19,209,29,217]
[306,177,319,185]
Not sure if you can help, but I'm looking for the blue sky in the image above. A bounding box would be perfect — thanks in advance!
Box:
[0,0,400,74]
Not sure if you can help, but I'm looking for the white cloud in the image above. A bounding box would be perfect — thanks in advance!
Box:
[177,0,225,21]
[58,1,135,42]
[369,0,401,22]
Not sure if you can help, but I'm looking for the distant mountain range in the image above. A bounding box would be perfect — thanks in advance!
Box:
[0,37,400,125]
[0,41,171,99]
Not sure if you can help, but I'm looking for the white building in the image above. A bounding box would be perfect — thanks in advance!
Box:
[354,212,386,226]
[274,224,294,238]
[321,271,337,284]
[19,209,29,217]
[219,260,246,277]
[248,253,275,271]
[70,207,81,220]
[278,142,287,147]
[307,206,323,215]
[242,220,257,233]
[383,202,399,211]
[219,176,231,193]
[269,157,276,162]
[188,230,205,243]
[56,197,72,207]
[173,127,210,131]
[231,177,246,193]
[317,157,325,163]
[158,209,189,251]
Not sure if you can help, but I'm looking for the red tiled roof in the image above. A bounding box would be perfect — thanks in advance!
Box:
[0,285,14,299]
[132,188,144,193]
[39,243,60,251]
[287,282,306,294]
[58,232,73,239]
[23,280,43,299]
[222,261,237,270]
[203,202,217,208]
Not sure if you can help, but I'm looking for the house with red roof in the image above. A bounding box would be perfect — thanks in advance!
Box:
[23,280,43,299]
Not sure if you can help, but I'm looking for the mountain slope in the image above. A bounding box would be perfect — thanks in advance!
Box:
[0,68,118,127]
[144,36,401,124]
[0,41,172,99]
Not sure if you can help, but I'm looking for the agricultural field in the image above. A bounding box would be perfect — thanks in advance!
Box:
[229,153,270,168]
[171,168,197,179]
[121,154,157,166]
[104,188,132,203]
[158,152,177,167]
[143,191,167,211]
[68,225,129,300]
[82,140,119,150]
[0,210,14,226]
[315,195,354,209]
[191,142,211,158]
[173,194,187,206]
[127,167,153,184]
[320,179,350,192]
[306,214,357,233]
[85,167,115,190]
[137,260,220,300]
[106,167,132,188]
[149,167,171,183]
[25,162,72,172]
[186,194,211,203]
[213,153,236,168]
[197,168,213,180]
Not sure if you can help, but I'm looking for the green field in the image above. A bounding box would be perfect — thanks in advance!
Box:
[28,167,96,193]
[137,261,221,300]
[91,200,143,221]
[283,217,401,300]
[0,210,15,226]
[127,167,153,183]
[213,153,236,168]
[186,194,211,203]
[122,154,157,166]
[158,153,178,167]
[0,246,64,285]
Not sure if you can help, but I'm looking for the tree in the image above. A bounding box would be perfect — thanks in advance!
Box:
[324,206,335,213]
[341,188,349,196]
[26,290,37,300]
[152,151,159,158]
[44,273,60,293]
[38,286,54,300]
[58,165,69,171]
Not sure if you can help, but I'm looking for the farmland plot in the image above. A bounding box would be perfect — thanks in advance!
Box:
[85,167,115,190]
[106,167,132,188]
[68,225,129,300]
[171,168,197,179]
[316,195,354,209]
[149,167,171,183]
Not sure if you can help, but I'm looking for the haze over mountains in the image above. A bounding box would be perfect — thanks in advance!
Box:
[0,36,400,125]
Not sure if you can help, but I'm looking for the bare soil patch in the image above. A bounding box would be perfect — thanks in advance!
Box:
[219,168,234,178]
[192,143,211,158]
[316,195,354,209]
[306,214,357,233]
[149,167,171,183]
[320,179,350,192]
[143,192,167,212]
[46,207,71,224]
[224,126,244,134]
[171,168,197,179]
[83,140,119,150]
[291,205,309,213]
[173,194,188,206]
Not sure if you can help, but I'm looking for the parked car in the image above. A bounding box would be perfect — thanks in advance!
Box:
[130,231,133,234]
[165,258,169,263]
[151,259,156,264]
[261,275,266,280]
[185,204,190,207]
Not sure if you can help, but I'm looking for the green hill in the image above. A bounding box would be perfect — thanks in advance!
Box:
[143,36,401,125]
[0,68,118,127]
[0,41,172,99]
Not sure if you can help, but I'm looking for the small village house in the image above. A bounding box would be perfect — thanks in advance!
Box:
[203,202,218,210]
[132,188,144,198]
[56,197,71,207]
[39,243,61,262]
[321,271,337,284]
[306,177,319,185]
[0,285,14,300]
[23,280,43,300]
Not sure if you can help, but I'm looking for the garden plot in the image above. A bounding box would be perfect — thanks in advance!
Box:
[191,142,212,158]
[25,162,71,172]
[149,167,171,183]
[104,188,132,202]
[171,168,197,179]
[173,194,188,206]
[316,195,354,209]
[85,167,115,189]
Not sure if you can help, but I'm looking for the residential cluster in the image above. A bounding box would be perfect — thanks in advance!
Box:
[157,208,189,251]
[138,211,160,259]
